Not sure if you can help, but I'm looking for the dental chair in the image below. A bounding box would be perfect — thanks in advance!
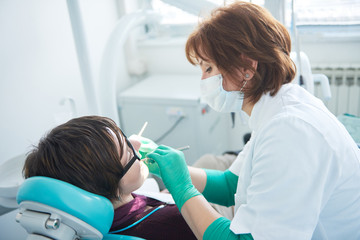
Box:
[16,176,144,240]
[290,51,332,101]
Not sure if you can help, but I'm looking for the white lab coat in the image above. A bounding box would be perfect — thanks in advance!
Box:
[229,83,360,240]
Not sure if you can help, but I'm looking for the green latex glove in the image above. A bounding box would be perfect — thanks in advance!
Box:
[137,136,158,159]
[147,145,200,210]
[129,135,161,177]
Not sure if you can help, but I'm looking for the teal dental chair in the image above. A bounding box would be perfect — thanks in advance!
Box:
[16,176,144,240]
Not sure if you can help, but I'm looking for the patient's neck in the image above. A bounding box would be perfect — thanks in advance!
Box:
[112,193,134,209]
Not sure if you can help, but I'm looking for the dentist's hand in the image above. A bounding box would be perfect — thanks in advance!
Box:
[129,135,161,177]
[143,158,161,178]
[147,145,200,210]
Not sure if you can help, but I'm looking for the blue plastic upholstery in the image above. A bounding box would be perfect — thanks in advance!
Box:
[103,234,145,240]
[16,176,114,235]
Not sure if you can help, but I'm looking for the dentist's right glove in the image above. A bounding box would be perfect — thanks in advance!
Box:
[147,145,200,210]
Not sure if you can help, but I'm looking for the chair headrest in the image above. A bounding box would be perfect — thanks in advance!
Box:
[17,176,114,235]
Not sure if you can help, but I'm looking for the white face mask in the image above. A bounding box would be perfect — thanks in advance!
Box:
[200,74,246,113]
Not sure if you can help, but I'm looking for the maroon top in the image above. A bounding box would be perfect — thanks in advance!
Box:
[110,193,196,240]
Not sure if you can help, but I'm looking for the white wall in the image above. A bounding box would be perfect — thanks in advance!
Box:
[0,0,119,165]
[0,0,119,237]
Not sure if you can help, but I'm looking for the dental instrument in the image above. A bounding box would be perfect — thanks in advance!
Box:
[138,121,148,137]
[175,145,190,151]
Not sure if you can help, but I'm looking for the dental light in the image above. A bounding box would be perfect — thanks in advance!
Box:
[160,0,218,16]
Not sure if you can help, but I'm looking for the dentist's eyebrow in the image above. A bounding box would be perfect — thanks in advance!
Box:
[198,59,203,66]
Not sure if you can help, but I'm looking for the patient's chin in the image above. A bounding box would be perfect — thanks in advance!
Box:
[140,161,150,181]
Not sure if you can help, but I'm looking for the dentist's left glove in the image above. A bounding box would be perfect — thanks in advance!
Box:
[129,135,161,177]
[147,145,200,210]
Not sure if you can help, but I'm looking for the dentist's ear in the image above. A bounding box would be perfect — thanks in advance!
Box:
[242,55,258,80]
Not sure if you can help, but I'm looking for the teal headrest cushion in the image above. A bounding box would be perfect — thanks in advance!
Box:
[17,176,114,235]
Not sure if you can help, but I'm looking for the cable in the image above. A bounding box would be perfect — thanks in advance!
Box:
[109,205,165,233]
[155,116,185,143]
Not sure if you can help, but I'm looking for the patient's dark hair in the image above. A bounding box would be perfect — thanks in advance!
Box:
[23,116,126,200]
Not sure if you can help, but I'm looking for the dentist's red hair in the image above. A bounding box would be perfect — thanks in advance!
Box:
[185,1,296,104]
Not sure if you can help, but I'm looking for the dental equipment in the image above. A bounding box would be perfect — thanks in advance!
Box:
[176,145,190,151]
[160,0,217,16]
[16,176,144,240]
[289,0,331,102]
[109,204,165,234]
[138,121,148,137]
[67,0,98,114]
[291,0,305,88]
[98,11,159,126]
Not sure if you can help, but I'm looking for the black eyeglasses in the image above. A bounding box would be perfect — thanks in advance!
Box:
[118,130,141,179]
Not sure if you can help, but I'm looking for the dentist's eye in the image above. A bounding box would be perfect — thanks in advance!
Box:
[205,66,212,73]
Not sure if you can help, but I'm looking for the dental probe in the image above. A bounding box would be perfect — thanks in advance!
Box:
[175,145,190,151]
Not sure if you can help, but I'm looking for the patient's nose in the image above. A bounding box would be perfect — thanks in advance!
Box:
[129,138,141,152]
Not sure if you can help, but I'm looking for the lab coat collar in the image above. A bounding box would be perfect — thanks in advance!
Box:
[248,83,293,132]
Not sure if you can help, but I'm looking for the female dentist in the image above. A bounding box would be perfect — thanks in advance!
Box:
[147,2,360,240]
